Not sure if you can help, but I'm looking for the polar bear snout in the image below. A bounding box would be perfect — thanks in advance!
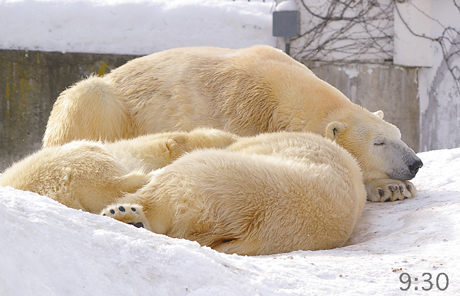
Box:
[409,158,423,177]
[389,154,423,180]
[384,141,423,181]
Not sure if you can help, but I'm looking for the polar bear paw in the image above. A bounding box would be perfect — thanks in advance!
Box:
[366,179,417,202]
[101,204,151,230]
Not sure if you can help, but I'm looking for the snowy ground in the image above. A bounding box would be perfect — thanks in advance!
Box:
[1,148,459,296]
[0,0,276,55]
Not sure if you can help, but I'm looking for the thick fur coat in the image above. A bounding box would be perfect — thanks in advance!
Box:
[42,45,422,202]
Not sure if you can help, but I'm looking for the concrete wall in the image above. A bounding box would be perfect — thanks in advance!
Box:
[277,0,459,152]
[0,50,137,171]
[417,1,460,151]
[0,49,420,172]
[284,0,393,62]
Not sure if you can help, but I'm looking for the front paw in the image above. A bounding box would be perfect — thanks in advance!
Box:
[365,179,417,202]
[101,204,151,230]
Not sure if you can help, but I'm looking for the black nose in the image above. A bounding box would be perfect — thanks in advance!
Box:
[409,158,423,176]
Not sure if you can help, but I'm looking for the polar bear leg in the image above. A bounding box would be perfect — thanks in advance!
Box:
[43,76,131,147]
[116,171,155,194]
[101,204,151,230]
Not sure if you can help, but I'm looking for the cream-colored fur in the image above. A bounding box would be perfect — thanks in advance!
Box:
[0,141,148,214]
[43,76,134,145]
[0,129,238,213]
[102,132,366,256]
[104,128,239,172]
[43,45,422,201]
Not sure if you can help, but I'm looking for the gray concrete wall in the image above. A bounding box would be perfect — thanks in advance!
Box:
[0,50,137,171]
[304,61,420,153]
[418,35,460,152]
[0,50,420,173]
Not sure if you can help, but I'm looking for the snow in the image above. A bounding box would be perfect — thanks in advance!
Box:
[0,0,276,55]
[275,0,296,12]
[1,148,459,295]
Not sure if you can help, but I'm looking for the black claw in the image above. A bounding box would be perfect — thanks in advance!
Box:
[378,189,384,197]
[385,197,391,202]
[407,184,412,191]
[102,213,107,216]
[399,185,404,192]
[388,186,394,192]
[119,206,126,212]
[131,207,137,212]
[129,222,144,228]
[110,209,115,215]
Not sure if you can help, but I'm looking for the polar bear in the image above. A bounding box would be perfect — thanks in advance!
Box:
[43,45,422,202]
[101,132,366,256]
[0,129,238,213]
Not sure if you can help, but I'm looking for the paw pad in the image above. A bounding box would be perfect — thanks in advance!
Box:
[101,204,150,230]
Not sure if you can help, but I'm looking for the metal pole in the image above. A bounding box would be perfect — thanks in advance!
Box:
[284,36,291,56]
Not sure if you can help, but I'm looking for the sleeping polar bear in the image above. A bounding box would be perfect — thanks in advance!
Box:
[101,132,366,256]
[0,129,238,213]
[1,130,365,255]
[43,45,422,202]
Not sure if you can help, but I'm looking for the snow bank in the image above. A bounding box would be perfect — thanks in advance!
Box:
[0,0,276,55]
[1,148,459,295]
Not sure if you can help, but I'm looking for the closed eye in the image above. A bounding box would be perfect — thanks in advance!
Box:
[374,138,385,146]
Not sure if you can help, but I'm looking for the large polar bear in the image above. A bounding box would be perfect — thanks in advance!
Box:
[101,132,366,256]
[0,129,238,213]
[43,45,422,202]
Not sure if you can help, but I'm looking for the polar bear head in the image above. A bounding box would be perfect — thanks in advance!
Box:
[324,109,423,182]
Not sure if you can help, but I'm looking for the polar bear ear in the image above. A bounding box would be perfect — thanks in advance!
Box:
[374,110,384,119]
[325,121,346,140]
